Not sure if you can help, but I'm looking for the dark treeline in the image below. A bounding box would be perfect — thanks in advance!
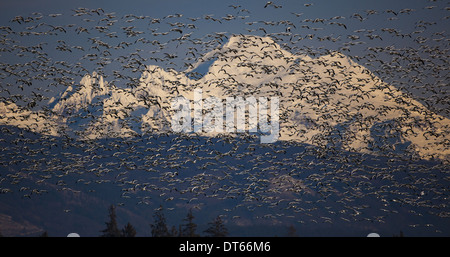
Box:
[101,204,228,237]
[0,204,405,237]
[98,204,406,237]
[100,204,137,237]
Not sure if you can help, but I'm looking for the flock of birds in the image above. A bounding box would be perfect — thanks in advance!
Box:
[1,126,448,234]
[0,3,448,104]
[0,1,449,236]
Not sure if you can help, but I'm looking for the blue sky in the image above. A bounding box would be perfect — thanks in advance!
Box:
[1,0,446,30]
[1,0,447,55]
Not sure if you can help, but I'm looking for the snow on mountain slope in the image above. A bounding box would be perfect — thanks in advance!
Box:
[187,34,449,160]
[51,66,189,139]
[0,101,59,136]
[1,34,448,160]
[52,71,110,116]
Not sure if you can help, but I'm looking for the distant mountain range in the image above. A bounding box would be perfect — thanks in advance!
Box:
[1,34,449,160]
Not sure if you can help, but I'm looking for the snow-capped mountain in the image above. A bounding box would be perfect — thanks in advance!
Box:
[1,34,449,160]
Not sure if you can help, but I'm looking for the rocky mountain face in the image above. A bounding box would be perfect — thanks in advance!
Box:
[3,34,447,160]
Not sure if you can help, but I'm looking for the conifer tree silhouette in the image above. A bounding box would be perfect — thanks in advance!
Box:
[150,205,169,237]
[204,216,228,237]
[122,222,137,237]
[100,204,121,237]
[286,224,298,237]
[181,208,199,237]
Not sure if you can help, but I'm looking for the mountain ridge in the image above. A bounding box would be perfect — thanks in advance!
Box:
[1,34,448,160]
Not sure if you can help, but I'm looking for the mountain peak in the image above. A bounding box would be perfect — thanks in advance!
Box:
[186,34,299,80]
[222,34,293,58]
[224,34,279,48]
[52,72,110,116]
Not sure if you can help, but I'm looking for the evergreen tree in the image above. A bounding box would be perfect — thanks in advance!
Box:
[150,205,169,237]
[169,225,178,237]
[204,216,228,237]
[100,204,121,237]
[393,230,405,237]
[40,231,49,237]
[286,224,298,237]
[122,222,137,237]
[181,208,199,237]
